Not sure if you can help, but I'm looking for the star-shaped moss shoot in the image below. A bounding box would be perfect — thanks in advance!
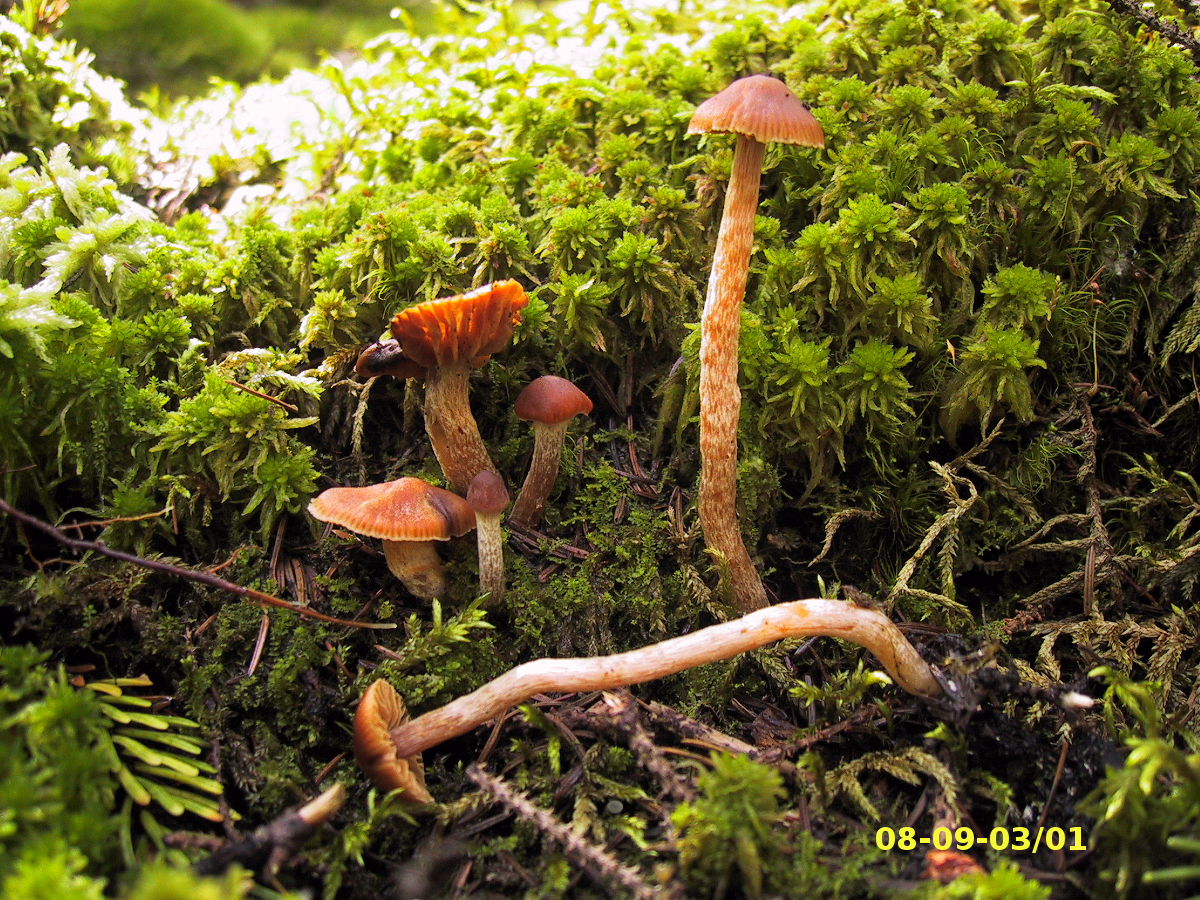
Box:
[689,75,824,612]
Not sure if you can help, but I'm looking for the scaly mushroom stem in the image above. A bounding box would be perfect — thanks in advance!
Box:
[423,363,500,494]
[699,134,768,612]
[382,540,448,601]
[509,420,570,527]
[388,598,941,757]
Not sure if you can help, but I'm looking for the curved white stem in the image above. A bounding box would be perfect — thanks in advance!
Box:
[390,599,941,756]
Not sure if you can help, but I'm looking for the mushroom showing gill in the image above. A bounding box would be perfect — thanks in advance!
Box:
[359,598,941,771]
[307,477,475,602]
[354,679,433,803]
[689,75,825,613]
[388,280,529,494]
[508,375,593,528]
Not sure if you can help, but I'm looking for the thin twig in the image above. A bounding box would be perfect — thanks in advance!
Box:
[466,764,669,900]
[224,379,299,412]
[0,498,395,630]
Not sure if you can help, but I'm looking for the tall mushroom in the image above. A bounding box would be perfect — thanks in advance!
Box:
[308,477,476,601]
[362,598,940,769]
[689,75,825,612]
[389,281,529,494]
[467,470,509,605]
[508,375,593,528]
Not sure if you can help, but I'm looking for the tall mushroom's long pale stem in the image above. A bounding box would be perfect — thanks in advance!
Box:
[389,598,941,757]
[423,363,500,494]
[699,134,768,612]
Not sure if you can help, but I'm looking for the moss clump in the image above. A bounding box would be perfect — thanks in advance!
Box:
[5,0,1200,895]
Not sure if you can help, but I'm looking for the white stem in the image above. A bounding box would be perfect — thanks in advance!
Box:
[476,511,505,605]
[390,599,941,756]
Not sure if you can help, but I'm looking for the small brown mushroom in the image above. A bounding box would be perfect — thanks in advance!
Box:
[353,679,433,803]
[689,75,824,613]
[307,477,475,601]
[389,281,529,493]
[508,375,593,528]
[467,470,509,605]
[376,599,940,763]
[354,338,426,380]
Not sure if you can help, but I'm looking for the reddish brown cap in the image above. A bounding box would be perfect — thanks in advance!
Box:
[467,471,510,517]
[389,281,529,370]
[688,75,824,147]
[354,339,426,380]
[353,679,433,803]
[514,375,593,426]
[308,477,475,542]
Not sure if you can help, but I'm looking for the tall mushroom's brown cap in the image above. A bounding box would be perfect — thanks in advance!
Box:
[308,478,475,542]
[353,679,434,803]
[687,74,824,147]
[389,280,529,369]
[514,375,593,426]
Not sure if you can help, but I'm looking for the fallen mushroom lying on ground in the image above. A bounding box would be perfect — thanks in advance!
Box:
[353,598,942,799]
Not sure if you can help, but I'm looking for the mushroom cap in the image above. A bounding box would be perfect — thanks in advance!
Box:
[354,339,426,380]
[353,679,433,803]
[389,280,529,370]
[308,477,475,542]
[514,375,593,425]
[467,470,510,517]
[687,74,824,147]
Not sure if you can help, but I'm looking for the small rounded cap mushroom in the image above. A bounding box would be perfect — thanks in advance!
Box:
[468,471,510,604]
[509,376,593,528]
[353,679,433,803]
[687,74,825,147]
[467,470,510,518]
[389,280,529,369]
[514,375,594,426]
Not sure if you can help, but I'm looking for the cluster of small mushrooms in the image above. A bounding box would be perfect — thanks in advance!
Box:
[312,76,945,804]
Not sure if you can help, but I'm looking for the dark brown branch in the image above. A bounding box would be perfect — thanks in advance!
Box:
[192,784,346,887]
[0,498,395,631]
[1103,0,1200,68]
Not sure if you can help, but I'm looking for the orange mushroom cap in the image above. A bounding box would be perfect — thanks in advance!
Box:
[687,74,824,147]
[514,375,593,426]
[389,280,529,370]
[307,478,475,542]
[353,679,433,803]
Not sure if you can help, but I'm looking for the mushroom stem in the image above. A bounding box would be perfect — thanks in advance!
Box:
[388,598,941,757]
[382,539,448,601]
[509,420,569,528]
[423,363,500,494]
[699,134,768,612]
